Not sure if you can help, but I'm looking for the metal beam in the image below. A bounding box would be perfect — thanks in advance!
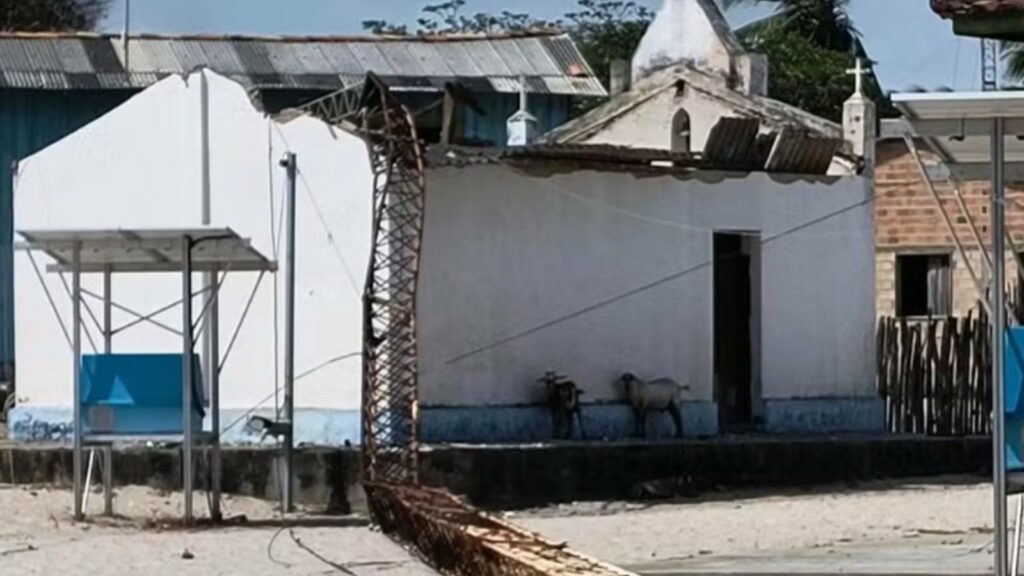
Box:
[182,237,194,527]
[994,116,1009,576]
[903,135,993,316]
[950,162,1024,181]
[46,261,275,274]
[72,242,83,522]
[282,151,297,513]
[902,118,1024,138]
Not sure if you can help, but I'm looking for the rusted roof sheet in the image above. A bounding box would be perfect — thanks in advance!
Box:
[764,129,844,175]
[0,32,605,96]
[702,117,774,170]
[932,0,1024,17]
[427,132,844,176]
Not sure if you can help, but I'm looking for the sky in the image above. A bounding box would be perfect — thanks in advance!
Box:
[99,0,981,93]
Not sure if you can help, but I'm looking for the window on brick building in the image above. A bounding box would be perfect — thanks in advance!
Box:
[896,254,952,317]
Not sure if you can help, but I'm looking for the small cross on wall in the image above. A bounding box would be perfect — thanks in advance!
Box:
[846,57,872,96]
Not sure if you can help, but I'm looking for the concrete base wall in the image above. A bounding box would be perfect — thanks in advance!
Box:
[419,402,718,444]
[0,446,365,513]
[10,398,885,445]
[421,436,991,508]
[8,406,361,446]
[0,436,988,510]
[764,397,885,434]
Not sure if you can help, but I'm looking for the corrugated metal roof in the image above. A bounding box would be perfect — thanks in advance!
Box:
[703,117,773,170]
[0,32,605,97]
[764,129,844,175]
[932,0,1024,17]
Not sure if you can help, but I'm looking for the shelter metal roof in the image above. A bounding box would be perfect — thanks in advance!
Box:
[932,0,1024,17]
[893,91,1024,179]
[16,228,276,273]
[0,32,605,97]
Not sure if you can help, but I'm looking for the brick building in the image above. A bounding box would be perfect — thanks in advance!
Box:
[875,122,1024,318]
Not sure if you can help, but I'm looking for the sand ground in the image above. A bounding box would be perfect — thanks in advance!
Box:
[0,484,437,576]
[0,478,998,575]
[516,478,996,572]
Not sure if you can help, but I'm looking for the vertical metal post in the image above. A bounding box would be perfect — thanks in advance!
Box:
[182,237,194,526]
[102,268,113,516]
[995,116,1009,576]
[210,266,222,522]
[198,70,216,520]
[282,152,297,513]
[72,243,83,521]
[200,69,214,414]
[120,0,130,69]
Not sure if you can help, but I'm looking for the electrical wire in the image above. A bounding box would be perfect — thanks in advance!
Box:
[288,529,358,575]
[296,165,363,298]
[271,122,362,299]
[220,351,362,436]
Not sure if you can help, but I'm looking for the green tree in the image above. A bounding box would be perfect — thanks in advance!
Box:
[1,0,110,32]
[564,1,653,90]
[1002,43,1024,84]
[363,0,554,36]
[743,23,854,121]
[721,0,861,54]
[363,0,894,122]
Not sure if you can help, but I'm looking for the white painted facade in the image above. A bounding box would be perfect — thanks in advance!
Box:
[417,163,878,438]
[583,84,746,154]
[11,71,369,443]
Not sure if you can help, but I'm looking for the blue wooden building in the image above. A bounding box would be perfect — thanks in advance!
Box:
[0,31,605,387]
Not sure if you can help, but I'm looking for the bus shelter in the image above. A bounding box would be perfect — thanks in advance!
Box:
[16,228,275,525]
[893,90,1024,576]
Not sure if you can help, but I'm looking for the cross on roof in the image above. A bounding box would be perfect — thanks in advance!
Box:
[846,57,871,96]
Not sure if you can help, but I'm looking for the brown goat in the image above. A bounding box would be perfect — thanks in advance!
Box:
[538,371,585,440]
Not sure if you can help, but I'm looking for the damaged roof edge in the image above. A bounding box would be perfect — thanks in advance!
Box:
[425,140,856,179]
[0,29,570,42]
[0,33,606,97]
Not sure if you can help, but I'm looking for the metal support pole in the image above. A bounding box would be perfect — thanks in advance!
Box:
[905,135,993,316]
[210,266,222,522]
[182,237,194,526]
[200,69,213,414]
[102,268,113,516]
[282,152,297,513]
[82,449,95,514]
[995,116,1009,576]
[72,243,83,521]
[1014,494,1023,576]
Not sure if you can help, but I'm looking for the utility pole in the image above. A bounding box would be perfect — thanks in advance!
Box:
[280,152,297,513]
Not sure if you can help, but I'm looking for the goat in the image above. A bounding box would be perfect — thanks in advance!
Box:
[620,372,689,439]
[538,371,585,440]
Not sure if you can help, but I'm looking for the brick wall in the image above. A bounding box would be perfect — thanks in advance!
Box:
[876,140,1024,317]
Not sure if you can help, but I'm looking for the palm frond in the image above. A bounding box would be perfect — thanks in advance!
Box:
[735,12,784,40]
[1003,42,1024,83]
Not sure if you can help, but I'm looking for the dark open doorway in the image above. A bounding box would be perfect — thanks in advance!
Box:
[713,232,758,431]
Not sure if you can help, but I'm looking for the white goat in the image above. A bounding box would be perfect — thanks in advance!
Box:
[620,372,689,439]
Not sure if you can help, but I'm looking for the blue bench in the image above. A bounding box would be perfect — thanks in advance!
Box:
[1006,329,1024,473]
[80,353,205,437]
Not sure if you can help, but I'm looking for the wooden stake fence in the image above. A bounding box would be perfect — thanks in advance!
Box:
[876,311,991,436]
